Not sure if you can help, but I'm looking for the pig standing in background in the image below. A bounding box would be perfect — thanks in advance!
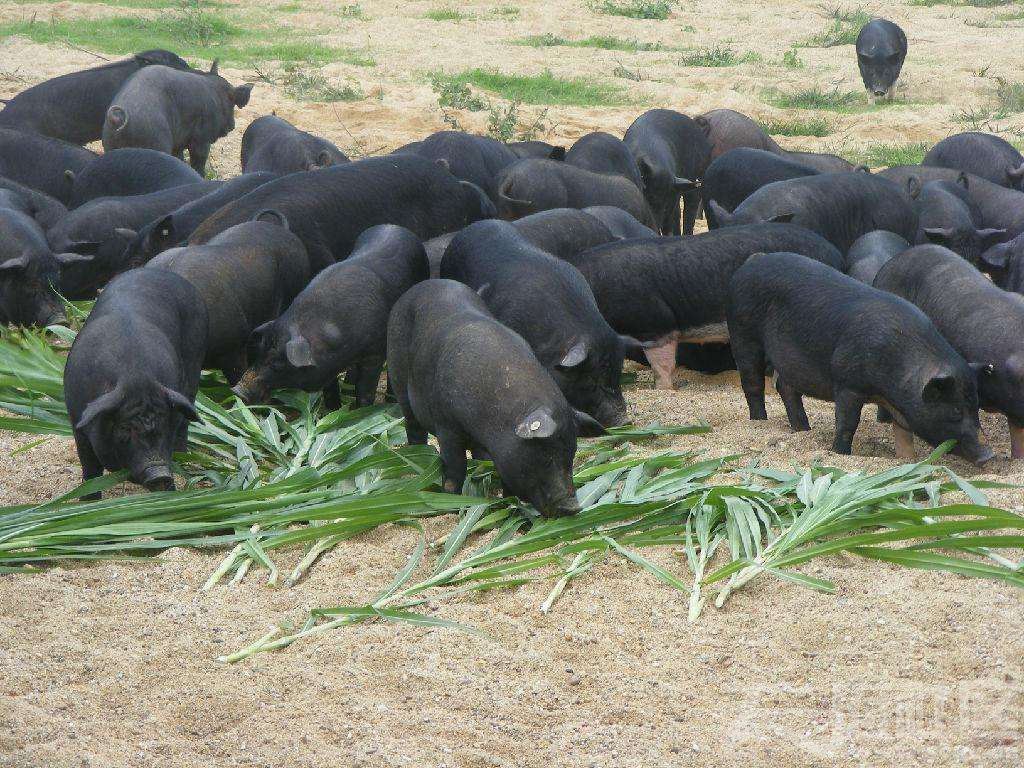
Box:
[64,268,208,497]
[855,19,907,102]
[874,245,1024,459]
[727,252,990,464]
[624,109,710,235]
[387,279,603,514]
[102,62,253,175]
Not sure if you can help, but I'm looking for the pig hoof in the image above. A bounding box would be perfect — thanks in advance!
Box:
[442,479,461,494]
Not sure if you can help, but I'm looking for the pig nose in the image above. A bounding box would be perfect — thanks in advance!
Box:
[141,465,175,492]
[231,382,261,404]
[972,445,996,466]
[873,89,887,97]
[41,310,66,327]
[546,498,581,518]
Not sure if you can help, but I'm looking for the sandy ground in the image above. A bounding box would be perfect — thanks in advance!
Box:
[2,1,1024,766]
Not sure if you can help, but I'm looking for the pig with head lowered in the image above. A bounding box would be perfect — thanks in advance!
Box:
[695,109,783,162]
[67,148,203,208]
[702,148,819,229]
[0,177,67,230]
[441,220,636,427]
[855,19,907,101]
[0,50,190,145]
[0,128,96,205]
[387,279,603,514]
[64,268,208,498]
[980,232,1024,294]
[843,230,910,285]
[566,224,842,390]
[623,109,709,235]
[147,212,311,384]
[874,244,1024,459]
[102,61,253,175]
[233,224,428,410]
[241,115,349,175]
[727,251,990,464]
[905,173,1006,265]
[564,132,643,190]
[394,130,518,203]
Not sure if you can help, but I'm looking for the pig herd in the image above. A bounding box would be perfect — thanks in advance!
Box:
[2,37,1024,516]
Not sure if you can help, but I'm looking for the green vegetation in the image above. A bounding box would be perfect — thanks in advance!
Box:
[513,34,664,51]
[438,68,628,107]
[492,5,521,16]
[799,6,872,47]
[781,48,805,69]
[909,0,1018,6]
[430,73,554,142]
[757,116,833,137]
[338,3,365,18]
[9,0,226,7]
[588,0,672,20]
[275,61,366,102]
[0,10,372,66]
[425,8,474,21]
[678,46,762,67]
[767,85,864,111]
[850,141,930,167]
[612,62,645,81]
[994,77,1024,114]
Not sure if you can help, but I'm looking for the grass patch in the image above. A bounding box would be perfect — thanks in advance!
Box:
[277,62,365,102]
[513,33,664,51]
[767,85,863,111]
[338,3,365,17]
[492,5,521,16]
[909,0,1018,6]
[799,6,872,47]
[0,13,372,67]
[612,62,645,81]
[678,46,762,67]
[9,0,226,7]
[849,141,930,167]
[440,68,628,107]
[757,116,833,137]
[588,0,672,20]
[995,77,1024,114]
[425,8,474,21]
[781,48,805,69]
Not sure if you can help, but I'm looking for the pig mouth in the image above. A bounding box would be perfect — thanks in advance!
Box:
[538,496,581,518]
[231,372,268,404]
[138,462,175,492]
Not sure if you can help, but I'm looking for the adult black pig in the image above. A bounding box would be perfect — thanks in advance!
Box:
[0,176,67,230]
[64,268,207,496]
[387,279,602,512]
[623,109,709,235]
[564,132,643,190]
[581,206,658,239]
[240,115,349,175]
[233,224,427,409]
[148,216,310,383]
[0,128,96,205]
[102,62,253,175]
[855,19,907,101]
[67,148,203,208]
[494,159,657,228]
[702,148,818,229]
[923,132,1024,191]
[441,220,635,427]
[875,244,1024,458]
[0,207,91,326]
[47,181,218,297]
[709,172,917,254]
[395,130,518,202]
[844,230,909,285]
[906,175,1005,264]
[121,172,277,269]
[695,109,782,161]
[0,50,190,145]
[190,155,494,273]
[728,252,990,463]
[565,224,842,389]
[979,233,1024,293]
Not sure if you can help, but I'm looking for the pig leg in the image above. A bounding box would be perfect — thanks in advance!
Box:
[732,338,768,420]
[353,357,384,408]
[187,142,211,176]
[1009,417,1024,460]
[400,406,428,445]
[893,423,916,460]
[876,406,892,423]
[322,379,342,412]
[776,378,810,432]
[682,190,700,236]
[73,430,104,502]
[644,339,678,390]
[832,390,864,454]
[437,430,468,494]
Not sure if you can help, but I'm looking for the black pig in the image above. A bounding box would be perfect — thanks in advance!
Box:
[844,230,910,285]
[906,175,1005,264]
[923,132,1024,191]
[67,148,203,208]
[702,148,818,229]
[0,176,67,230]
[564,132,643,190]
[695,109,783,162]
[0,128,96,204]
[395,130,518,202]
[240,115,349,175]
[855,19,907,101]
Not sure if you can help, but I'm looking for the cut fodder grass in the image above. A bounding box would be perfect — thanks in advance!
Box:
[799,6,872,47]
[438,69,629,107]
[757,116,833,137]
[849,141,931,168]
[588,0,672,19]
[0,12,370,67]
[678,46,763,67]
[513,34,665,52]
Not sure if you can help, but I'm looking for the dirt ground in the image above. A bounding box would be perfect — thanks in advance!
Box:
[1,1,1024,766]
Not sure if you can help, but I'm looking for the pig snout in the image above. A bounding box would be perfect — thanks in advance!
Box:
[543,496,581,518]
[231,371,268,404]
[952,434,995,466]
[139,463,175,492]
[598,402,629,429]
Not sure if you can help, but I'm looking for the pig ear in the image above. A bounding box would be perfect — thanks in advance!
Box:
[922,227,955,246]
[922,375,956,404]
[574,409,606,438]
[159,384,199,422]
[253,209,289,230]
[54,252,94,265]
[476,282,492,300]
[854,165,871,174]
[906,176,922,199]
[707,200,733,226]
[637,158,654,189]
[231,83,254,108]
[64,169,76,184]
[75,385,125,430]
[694,115,711,137]
[316,149,334,168]
[672,177,699,192]
[980,244,1010,270]
[0,255,29,273]
[514,407,558,440]
[114,227,138,243]
[977,228,1008,247]
[767,213,794,224]
[557,340,588,370]
[285,334,315,368]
